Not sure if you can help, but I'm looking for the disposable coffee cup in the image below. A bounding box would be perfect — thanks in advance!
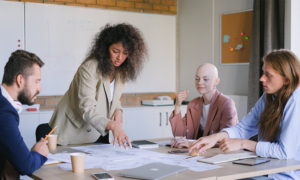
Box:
[188,140,199,156]
[70,153,85,173]
[46,134,58,150]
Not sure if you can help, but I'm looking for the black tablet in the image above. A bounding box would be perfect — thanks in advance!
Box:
[232,158,270,166]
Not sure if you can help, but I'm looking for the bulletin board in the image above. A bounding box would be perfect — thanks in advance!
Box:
[221,10,253,64]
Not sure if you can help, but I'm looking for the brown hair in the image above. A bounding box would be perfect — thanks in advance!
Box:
[86,23,148,83]
[258,49,300,142]
[2,50,44,86]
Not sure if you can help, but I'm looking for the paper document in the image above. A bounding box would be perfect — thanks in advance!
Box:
[48,152,105,170]
[73,144,221,172]
[198,152,258,164]
[50,147,91,155]
[44,159,62,166]
[44,153,63,166]
[58,163,95,171]
[20,175,34,180]
[49,144,222,172]
[155,140,172,146]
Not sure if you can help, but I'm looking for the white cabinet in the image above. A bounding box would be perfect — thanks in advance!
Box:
[18,106,189,148]
[19,114,39,149]
[123,105,187,140]
[39,113,54,124]
[19,110,54,149]
[123,108,163,139]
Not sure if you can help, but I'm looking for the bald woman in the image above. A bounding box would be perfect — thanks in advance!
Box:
[170,63,239,148]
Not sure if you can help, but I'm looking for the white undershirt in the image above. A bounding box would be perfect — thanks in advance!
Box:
[0,85,23,114]
[110,79,115,103]
[200,103,210,132]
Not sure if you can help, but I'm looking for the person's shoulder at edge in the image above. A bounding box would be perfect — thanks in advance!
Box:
[286,86,300,105]
[81,57,98,68]
[75,58,101,80]
[217,92,236,105]
[0,92,20,135]
[291,85,300,97]
[0,93,18,119]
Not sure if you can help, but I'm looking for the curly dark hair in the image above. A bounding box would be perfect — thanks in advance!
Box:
[86,23,148,83]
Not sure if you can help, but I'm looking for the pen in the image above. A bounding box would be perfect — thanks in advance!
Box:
[122,140,132,149]
[174,136,186,141]
[185,155,198,160]
[44,126,57,140]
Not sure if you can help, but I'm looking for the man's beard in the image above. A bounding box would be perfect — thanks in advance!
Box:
[17,85,39,105]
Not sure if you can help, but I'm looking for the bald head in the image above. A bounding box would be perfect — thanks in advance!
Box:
[196,63,218,78]
[195,63,220,95]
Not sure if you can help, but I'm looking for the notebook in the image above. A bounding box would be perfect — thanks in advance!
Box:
[132,140,159,149]
[118,163,188,180]
[197,152,258,164]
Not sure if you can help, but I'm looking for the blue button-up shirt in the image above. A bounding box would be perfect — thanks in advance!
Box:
[223,87,300,180]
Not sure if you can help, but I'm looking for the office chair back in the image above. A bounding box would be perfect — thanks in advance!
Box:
[35,123,52,142]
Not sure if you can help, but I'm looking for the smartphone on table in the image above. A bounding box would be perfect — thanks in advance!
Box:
[92,172,114,180]
[168,150,188,154]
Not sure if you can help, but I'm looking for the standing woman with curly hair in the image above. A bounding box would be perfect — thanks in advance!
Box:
[49,23,147,148]
[190,49,300,179]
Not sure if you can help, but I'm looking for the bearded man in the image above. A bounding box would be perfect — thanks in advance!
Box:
[0,50,49,179]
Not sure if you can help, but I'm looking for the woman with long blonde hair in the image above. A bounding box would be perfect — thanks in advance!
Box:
[190,49,300,179]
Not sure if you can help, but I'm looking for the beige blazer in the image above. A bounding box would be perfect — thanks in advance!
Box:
[169,90,239,139]
[49,59,124,145]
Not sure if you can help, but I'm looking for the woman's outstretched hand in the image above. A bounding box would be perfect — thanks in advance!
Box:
[219,138,257,153]
[189,132,229,154]
[106,121,132,149]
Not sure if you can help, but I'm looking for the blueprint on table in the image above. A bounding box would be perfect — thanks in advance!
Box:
[48,144,222,172]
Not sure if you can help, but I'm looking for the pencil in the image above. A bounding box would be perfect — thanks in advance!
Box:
[44,126,57,140]
[185,155,198,160]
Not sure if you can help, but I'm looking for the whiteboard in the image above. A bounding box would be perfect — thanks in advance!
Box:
[0,1,24,81]
[25,3,176,96]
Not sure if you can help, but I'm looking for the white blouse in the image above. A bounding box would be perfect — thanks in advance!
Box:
[200,103,210,131]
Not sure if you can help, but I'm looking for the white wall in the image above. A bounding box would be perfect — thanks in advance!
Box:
[178,0,214,99]
[213,0,253,96]
[285,0,300,58]
[178,0,253,101]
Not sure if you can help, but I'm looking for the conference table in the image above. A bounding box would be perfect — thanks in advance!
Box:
[31,138,300,180]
